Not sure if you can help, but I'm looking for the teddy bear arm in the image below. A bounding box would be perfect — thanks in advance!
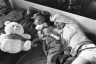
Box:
[22,34,31,39]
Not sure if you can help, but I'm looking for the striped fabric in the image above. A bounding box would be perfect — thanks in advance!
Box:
[61,23,92,56]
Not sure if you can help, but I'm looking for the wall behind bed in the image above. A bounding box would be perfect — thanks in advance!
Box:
[11,0,96,35]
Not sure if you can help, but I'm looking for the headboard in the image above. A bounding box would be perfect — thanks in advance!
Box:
[10,0,96,35]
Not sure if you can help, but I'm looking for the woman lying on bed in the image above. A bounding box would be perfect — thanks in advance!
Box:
[50,14,96,64]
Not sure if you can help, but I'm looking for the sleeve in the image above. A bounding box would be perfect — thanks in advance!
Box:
[50,33,60,40]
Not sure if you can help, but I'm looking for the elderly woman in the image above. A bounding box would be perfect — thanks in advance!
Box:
[50,14,96,64]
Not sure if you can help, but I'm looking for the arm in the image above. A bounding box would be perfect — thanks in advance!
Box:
[49,33,60,40]
[37,31,44,39]
[38,30,49,40]
[41,27,60,40]
[22,34,31,39]
[48,27,60,40]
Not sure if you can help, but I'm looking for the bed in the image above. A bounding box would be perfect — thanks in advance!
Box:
[0,0,96,64]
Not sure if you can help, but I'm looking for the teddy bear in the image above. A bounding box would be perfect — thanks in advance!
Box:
[0,21,32,53]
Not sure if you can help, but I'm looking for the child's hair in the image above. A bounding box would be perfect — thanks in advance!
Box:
[32,13,45,22]
[32,12,54,26]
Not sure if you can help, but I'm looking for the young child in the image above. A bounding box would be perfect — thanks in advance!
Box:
[36,22,64,64]
[33,13,72,64]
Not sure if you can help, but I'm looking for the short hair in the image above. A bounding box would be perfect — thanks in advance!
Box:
[32,13,45,22]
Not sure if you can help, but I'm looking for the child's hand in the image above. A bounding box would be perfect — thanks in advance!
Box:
[37,31,43,39]
[38,34,44,39]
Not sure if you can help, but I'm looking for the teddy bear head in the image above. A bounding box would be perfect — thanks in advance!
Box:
[4,21,24,35]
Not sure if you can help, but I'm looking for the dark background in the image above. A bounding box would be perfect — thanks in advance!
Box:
[25,0,96,20]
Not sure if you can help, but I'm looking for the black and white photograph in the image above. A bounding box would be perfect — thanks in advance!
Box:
[0,0,96,64]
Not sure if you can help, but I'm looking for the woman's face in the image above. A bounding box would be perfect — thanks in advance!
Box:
[54,22,65,30]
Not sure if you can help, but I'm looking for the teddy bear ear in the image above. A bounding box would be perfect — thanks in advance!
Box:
[4,21,11,25]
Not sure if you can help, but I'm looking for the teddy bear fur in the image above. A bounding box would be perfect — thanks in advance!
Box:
[0,21,32,53]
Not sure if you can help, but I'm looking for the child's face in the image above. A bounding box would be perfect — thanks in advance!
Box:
[34,18,44,25]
